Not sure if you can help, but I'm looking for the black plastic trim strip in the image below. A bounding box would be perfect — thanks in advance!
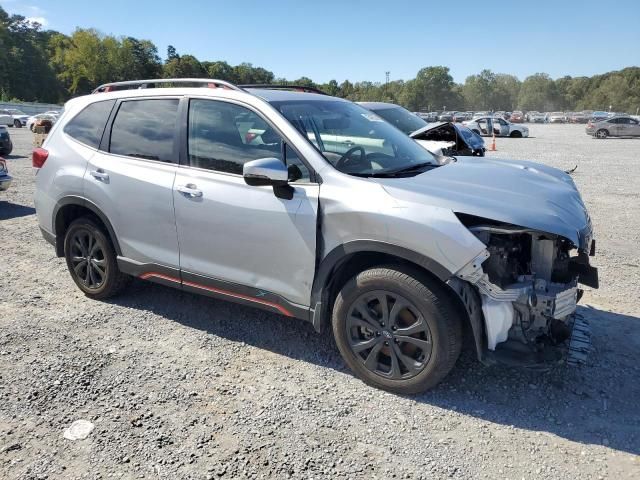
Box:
[117,257,310,321]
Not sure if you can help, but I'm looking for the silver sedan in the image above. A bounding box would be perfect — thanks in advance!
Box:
[586,116,640,138]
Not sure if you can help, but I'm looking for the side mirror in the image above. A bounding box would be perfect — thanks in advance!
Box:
[243,157,288,187]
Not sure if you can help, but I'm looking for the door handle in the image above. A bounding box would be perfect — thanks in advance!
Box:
[177,184,203,198]
[90,169,109,181]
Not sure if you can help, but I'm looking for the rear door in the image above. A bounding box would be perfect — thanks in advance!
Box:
[173,97,319,311]
[606,118,621,136]
[84,97,181,268]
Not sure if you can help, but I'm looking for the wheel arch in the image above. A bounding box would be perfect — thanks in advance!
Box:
[310,241,482,358]
[53,196,121,257]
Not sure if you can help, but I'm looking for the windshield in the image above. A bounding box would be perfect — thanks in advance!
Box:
[9,110,26,115]
[368,105,428,135]
[270,99,438,176]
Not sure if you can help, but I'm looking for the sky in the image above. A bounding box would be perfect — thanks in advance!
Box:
[2,0,639,84]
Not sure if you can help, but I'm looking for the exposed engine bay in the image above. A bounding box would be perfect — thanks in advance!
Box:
[450,214,598,364]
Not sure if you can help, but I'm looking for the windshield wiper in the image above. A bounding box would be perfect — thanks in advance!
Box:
[370,162,438,177]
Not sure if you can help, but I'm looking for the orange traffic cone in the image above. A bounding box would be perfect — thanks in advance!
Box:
[489,133,497,152]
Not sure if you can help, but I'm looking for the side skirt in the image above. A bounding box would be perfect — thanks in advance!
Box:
[117,257,311,321]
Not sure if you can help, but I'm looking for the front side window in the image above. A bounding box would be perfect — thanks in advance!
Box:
[270,100,438,177]
[109,99,179,162]
[64,100,115,148]
[188,99,284,175]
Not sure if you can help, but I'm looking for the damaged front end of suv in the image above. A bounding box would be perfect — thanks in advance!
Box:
[376,156,598,367]
[450,213,597,366]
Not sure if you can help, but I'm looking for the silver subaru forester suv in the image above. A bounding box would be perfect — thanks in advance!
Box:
[34,79,598,394]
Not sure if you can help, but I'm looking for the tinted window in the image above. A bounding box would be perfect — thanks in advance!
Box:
[188,99,283,175]
[64,100,115,148]
[109,99,179,162]
[370,106,427,135]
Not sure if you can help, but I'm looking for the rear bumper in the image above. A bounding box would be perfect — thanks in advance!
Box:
[0,174,12,191]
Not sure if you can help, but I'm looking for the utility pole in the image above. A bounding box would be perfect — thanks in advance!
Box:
[385,71,390,85]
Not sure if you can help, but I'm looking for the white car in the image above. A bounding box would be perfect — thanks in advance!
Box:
[0,109,29,127]
[548,112,566,123]
[27,113,58,131]
[463,116,529,138]
[527,111,546,123]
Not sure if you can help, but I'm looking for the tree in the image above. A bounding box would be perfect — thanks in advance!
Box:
[493,74,521,110]
[166,45,178,62]
[400,66,460,111]
[462,69,497,110]
[163,54,206,78]
[517,73,561,111]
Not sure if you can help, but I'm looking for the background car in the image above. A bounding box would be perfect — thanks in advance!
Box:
[527,111,546,123]
[0,109,28,127]
[590,111,610,122]
[548,112,566,123]
[414,111,438,122]
[0,125,12,155]
[0,157,12,191]
[463,116,529,137]
[437,111,455,121]
[27,113,58,131]
[586,115,640,138]
[510,111,524,123]
[410,122,486,156]
[359,102,485,156]
[569,112,589,123]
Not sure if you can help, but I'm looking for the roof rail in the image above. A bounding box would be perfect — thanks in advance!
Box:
[92,78,243,94]
[239,84,328,95]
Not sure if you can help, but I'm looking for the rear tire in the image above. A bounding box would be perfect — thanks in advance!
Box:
[64,216,130,299]
[0,143,12,156]
[595,129,608,139]
[332,266,462,394]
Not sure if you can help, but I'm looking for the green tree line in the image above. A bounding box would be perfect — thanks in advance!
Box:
[1,6,639,113]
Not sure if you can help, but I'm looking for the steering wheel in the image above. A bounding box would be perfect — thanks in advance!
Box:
[335,146,367,170]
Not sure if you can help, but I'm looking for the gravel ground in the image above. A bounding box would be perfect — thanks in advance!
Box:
[1,124,639,479]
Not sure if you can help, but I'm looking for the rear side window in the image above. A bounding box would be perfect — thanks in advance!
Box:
[64,100,115,148]
[109,99,179,162]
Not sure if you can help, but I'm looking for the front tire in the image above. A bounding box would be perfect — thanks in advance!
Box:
[13,119,21,128]
[332,266,462,394]
[510,130,523,138]
[64,216,130,299]
[595,129,608,139]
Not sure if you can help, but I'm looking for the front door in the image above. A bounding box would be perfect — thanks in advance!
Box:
[84,97,181,268]
[173,98,319,313]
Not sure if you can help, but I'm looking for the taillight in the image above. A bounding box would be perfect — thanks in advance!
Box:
[32,147,49,168]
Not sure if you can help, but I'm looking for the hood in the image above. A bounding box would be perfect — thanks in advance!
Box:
[375,157,591,248]
[414,139,455,156]
[411,122,483,152]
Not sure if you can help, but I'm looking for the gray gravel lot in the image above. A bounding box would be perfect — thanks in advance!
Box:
[1,124,639,479]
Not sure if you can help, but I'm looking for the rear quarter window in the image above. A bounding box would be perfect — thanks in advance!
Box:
[63,100,115,148]
[109,99,179,162]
